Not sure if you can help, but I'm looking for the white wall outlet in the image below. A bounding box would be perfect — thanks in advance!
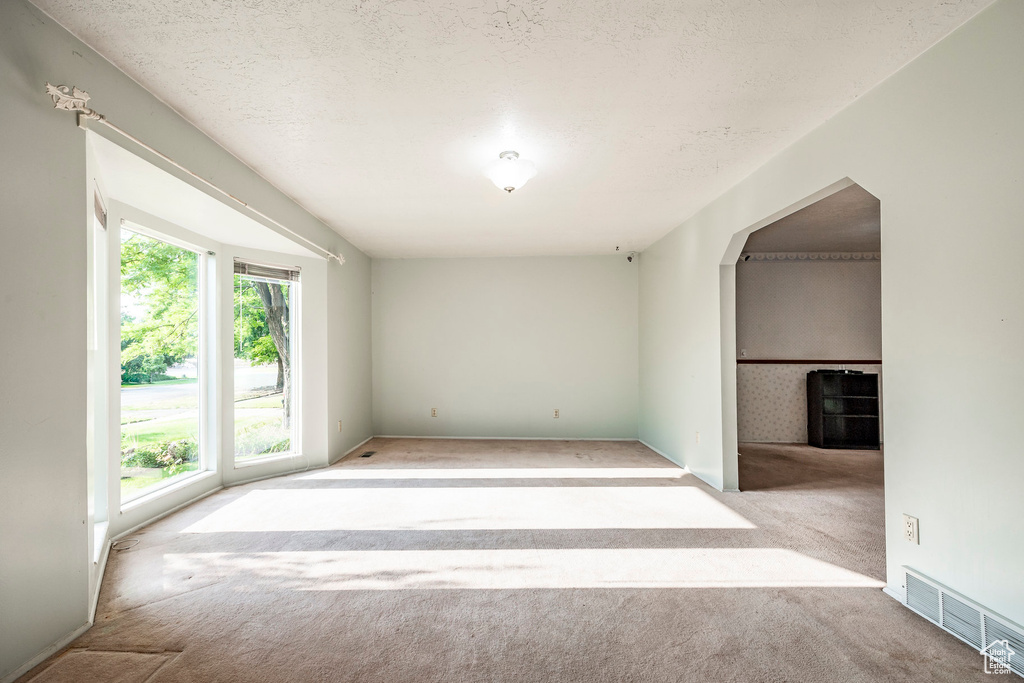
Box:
[431,408,437,418]
[337,420,343,432]
[695,431,701,445]
[903,514,919,544]
[553,409,559,419]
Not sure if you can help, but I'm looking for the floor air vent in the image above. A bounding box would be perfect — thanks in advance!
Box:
[906,573,940,623]
[943,593,983,648]
[359,451,376,458]
[986,617,1024,677]
[903,568,1024,678]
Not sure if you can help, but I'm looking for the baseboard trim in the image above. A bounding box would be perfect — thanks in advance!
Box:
[332,435,375,464]
[638,440,690,471]
[1,621,92,683]
[89,536,111,624]
[375,435,638,442]
[639,440,740,493]
[883,585,906,603]
[687,469,727,492]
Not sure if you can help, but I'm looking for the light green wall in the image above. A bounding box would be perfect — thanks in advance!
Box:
[329,249,373,462]
[372,256,639,439]
[0,1,372,679]
[3,0,1022,677]
[0,4,89,676]
[640,0,1024,622]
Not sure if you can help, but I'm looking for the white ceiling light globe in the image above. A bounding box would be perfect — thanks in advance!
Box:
[486,150,537,193]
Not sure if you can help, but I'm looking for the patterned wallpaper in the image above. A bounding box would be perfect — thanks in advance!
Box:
[737,363,883,443]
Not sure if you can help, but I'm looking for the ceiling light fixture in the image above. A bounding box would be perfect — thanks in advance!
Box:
[486,150,537,193]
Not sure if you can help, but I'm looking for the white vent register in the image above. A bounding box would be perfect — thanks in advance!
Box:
[903,567,1024,677]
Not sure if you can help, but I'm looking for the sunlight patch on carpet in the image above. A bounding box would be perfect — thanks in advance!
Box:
[164,548,884,591]
[182,486,755,532]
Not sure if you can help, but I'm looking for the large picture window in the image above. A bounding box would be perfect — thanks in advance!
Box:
[88,133,323,539]
[233,261,299,462]
[119,227,203,501]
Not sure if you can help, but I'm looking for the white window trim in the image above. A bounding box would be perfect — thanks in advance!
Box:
[88,152,328,539]
[228,244,315,471]
[109,203,221,511]
[231,266,302,467]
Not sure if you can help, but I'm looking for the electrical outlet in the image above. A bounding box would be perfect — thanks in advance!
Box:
[696,431,700,445]
[553,409,559,419]
[431,408,437,418]
[903,514,919,544]
[337,420,343,432]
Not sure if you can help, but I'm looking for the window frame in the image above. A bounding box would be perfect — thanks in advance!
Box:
[86,130,327,540]
[231,262,303,467]
[110,206,221,511]
[87,189,110,567]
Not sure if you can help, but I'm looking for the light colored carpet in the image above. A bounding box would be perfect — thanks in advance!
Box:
[23,439,989,681]
[25,649,176,683]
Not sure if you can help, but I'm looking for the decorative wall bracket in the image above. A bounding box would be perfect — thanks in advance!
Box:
[45,83,104,121]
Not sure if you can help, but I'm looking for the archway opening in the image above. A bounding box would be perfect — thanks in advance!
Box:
[719,179,882,493]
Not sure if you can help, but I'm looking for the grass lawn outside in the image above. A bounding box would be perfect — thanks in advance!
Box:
[235,394,285,409]
[122,417,200,446]
[121,462,201,498]
[235,416,292,461]
[122,414,282,446]
[119,394,291,496]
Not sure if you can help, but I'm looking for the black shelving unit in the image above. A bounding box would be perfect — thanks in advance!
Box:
[807,370,879,449]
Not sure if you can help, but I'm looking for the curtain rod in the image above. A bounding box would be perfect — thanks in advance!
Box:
[45,83,345,265]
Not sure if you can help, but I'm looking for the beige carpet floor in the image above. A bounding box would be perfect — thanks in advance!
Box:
[23,439,989,682]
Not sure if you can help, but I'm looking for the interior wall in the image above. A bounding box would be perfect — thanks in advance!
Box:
[0,2,372,679]
[736,260,882,442]
[736,260,881,359]
[0,4,89,675]
[639,0,1024,624]
[329,250,373,462]
[372,256,639,439]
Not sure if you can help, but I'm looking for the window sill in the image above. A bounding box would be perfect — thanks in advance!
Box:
[233,453,303,469]
[120,470,218,514]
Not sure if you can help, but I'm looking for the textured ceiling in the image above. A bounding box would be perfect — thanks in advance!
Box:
[34,0,989,258]
[743,184,880,254]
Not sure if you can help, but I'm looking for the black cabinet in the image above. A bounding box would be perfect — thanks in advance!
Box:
[807,370,879,449]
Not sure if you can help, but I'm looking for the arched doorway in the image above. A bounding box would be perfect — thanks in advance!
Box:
[719,179,882,491]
